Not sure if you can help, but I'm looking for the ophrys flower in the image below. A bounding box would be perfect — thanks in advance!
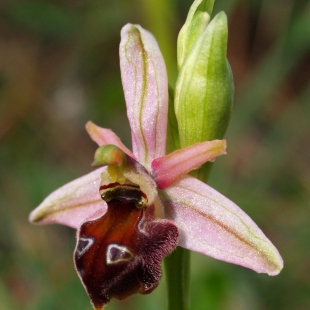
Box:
[29,23,283,310]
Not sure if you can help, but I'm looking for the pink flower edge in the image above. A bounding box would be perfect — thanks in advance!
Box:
[161,176,283,276]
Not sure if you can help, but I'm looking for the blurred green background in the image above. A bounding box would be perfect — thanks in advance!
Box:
[0,0,309,309]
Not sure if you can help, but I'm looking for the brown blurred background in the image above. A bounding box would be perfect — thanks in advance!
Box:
[0,0,309,309]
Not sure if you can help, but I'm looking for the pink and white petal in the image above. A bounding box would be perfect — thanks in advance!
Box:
[86,121,135,159]
[29,168,107,229]
[120,24,168,170]
[161,176,283,275]
[152,140,226,189]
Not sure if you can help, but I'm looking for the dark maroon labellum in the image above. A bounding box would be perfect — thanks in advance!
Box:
[74,183,178,309]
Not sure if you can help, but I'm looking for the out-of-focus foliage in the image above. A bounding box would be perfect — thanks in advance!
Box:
[0,0,309,309]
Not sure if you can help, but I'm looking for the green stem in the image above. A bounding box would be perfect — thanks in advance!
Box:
[164,247,191,310]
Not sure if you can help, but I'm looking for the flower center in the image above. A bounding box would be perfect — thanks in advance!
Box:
[100,182,147,208]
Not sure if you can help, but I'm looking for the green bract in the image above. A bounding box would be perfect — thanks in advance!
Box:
[175,10,234,180]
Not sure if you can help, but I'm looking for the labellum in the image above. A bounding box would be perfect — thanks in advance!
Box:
[74,169,178,310]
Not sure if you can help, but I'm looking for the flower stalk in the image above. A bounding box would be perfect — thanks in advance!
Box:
[165,247,191,310]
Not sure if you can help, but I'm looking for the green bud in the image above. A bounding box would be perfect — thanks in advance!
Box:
[175,11,234,148]
[177,0,215,68]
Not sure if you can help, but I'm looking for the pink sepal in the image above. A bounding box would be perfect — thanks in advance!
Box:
[120,24,168,170]
[29,168,107,229]
[152,140,226,189]
[86,121,135,159]
[162,176,283,275]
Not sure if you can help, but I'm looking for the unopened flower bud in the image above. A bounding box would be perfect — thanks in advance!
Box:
[177,0,214,68]
[175,11,234,147]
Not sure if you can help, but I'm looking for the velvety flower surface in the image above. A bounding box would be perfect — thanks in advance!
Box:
[29,23,283,310]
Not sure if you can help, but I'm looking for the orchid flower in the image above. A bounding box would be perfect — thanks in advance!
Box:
[29,21,283,310]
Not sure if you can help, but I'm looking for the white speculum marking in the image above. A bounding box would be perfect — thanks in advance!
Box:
[76,236,94,257]
[106,243,134,264]
[137,209,148,235]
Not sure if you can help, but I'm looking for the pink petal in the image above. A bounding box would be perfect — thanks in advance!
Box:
[152,140,226,189]
[29,168,107,229]
[86,121,135,159]
[161,176,283,275]
[120,24,168,170]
